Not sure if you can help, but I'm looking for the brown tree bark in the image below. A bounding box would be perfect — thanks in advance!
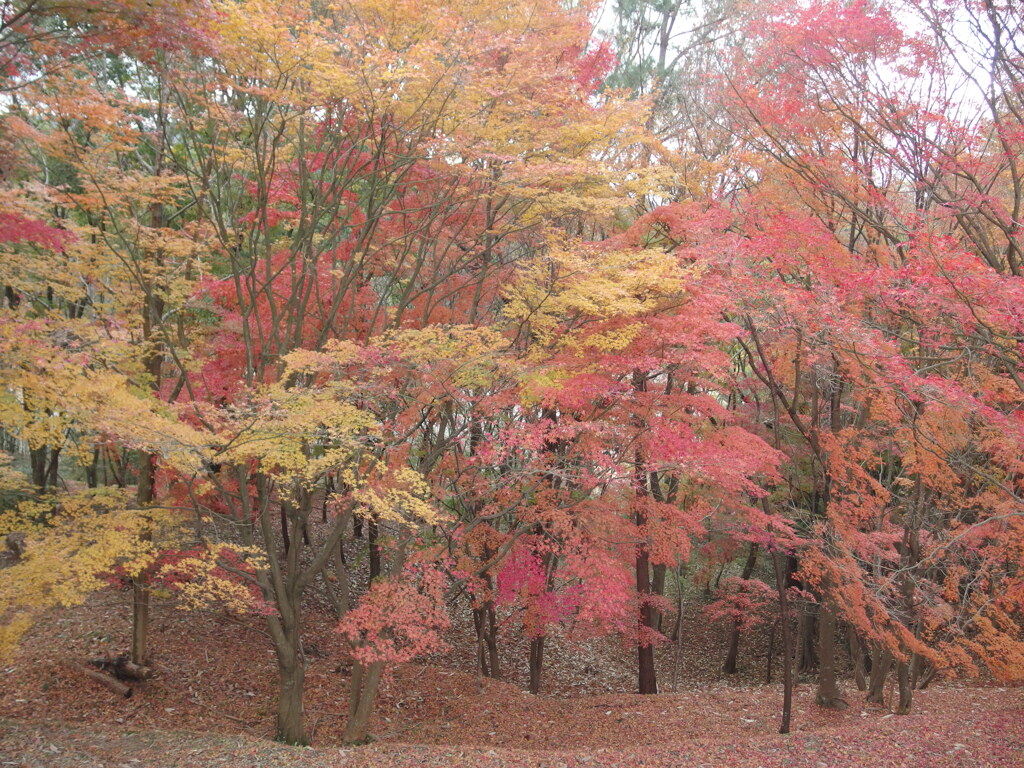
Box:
[344,660,384,743]
[636,528,658,694]
[131,450,158,667]
[632,372,658,695]
[368,520,381,580]
[866,644,892,705]
[651,562,667,634]
[797,605,818,674]
[30,445,59,492]
[473,601,501,679]
[815,602,847,708]
[528,635,545,694]
[85,447,99,488]
[277,650,306,744]
[896,659,913,714]
[849,627,867,691]
[773,551,794,734]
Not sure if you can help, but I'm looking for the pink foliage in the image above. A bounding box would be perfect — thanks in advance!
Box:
[705,577,777,631]
[337,565,450,666]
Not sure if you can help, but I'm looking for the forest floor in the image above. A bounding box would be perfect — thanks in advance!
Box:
[1,589,1022,767]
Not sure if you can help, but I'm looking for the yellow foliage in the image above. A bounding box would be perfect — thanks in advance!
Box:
[157,543,268,615]
[503,238,700,353]
[386,326,510,390]
[0,489,187,659]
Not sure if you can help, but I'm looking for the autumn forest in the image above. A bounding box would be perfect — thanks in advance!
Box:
[1,0,1023,765]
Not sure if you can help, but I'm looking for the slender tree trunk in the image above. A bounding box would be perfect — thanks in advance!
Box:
[909,652,924,689]
[797,606,818,674]
[30,445,48,491]
[670,569,684,643]
[46,446,60,489]
[254,475,313,746]
[85,447,99,488]
[132,452,157,666]
[866,645,891,704]
[322,540,350,618]
[723,620,743,676]
[815,602,846,708]
[131,158,165,667]
[773,551,793,735]
[528,635,545,694]
[631,370,658,695]
[485,602,500,679]
[636,538,658,694]
[473,606,491,677]
[917,663,936,690]
[724,543,759,674]
[896,659,913,714]
[280,502,292,553]
[850,627,867,691]
[650,562,667,634]
[368,520,380,580]
[344,660,384,743]
[473,601,500,679]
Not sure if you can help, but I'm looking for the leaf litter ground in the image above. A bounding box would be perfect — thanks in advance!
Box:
[1,591,1021,767]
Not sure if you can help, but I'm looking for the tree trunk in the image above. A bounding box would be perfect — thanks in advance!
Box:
[473,606,491,677]
[797,606,818,674]
[917,663,936,690]
[636,541,658,694]
[368,520,380,580]
[866,645,891,705]
[277,656,307,745]
[85,447,99,488]
[280,502,292,553]
[896,659,913,714]
[321,541,350,619]
[473,601,500,679]
[650,563,667,634]
[723,543,759,675]
[131,452,157,667]
[909,651,926,689]
[723,620,743,676]
[268,570,308,747]
[849,627,867,691]
[528,635,545,694]
[30,445,49,491]
[344,660,383,744]
[631,370,658,695]
[46,446,60,489]
[815,602,846,708]
[131,583,150,667]
[485,602,500,679]
[773,551,794,734]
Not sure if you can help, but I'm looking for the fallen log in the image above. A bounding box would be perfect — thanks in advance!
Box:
[72,662,133,698]
[89,654,153,680]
